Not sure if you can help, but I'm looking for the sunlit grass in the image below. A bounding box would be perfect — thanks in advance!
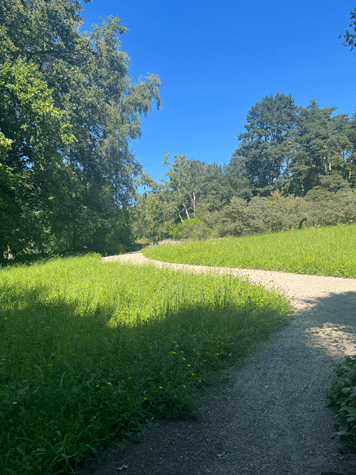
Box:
[142,223,356,454]
[142,224,356,278]
[0,254,292,474]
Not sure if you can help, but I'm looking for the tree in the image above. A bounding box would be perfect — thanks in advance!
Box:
[342,111,356,189]
[134,156,236,241]
[161,153,234,220]
[133,187,177,242]
[0,58,76,258]
[223,156,253,201]
[287,101,353,197]
[229,93,301,196]
[339,8,356,50]
[0,0,161,259]
[195,162,235,212]
[162,152,203,220]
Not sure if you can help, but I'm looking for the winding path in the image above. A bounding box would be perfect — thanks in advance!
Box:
[80,251,356,475]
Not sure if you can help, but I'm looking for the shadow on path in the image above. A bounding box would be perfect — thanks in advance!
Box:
[77,256,356,475]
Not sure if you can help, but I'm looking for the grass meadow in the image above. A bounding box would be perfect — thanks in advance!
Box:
[143,223,356,454]
[0,253,292,474]
[142,224,356,278]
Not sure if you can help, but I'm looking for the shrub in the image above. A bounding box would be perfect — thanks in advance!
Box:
[210,190,356,238]
[169,217,213,241]
[326,355,356,453]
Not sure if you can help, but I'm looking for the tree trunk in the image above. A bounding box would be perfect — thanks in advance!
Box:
[182,201,190,220]
[177,187,190,219]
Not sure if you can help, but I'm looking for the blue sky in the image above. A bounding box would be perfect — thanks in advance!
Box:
[80,1,356,194]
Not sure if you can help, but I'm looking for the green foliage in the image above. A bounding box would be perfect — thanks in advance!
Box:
[169,217,213,241]
[3,0,356,261]
[326,356,356,452]
[339,7,356,51]
[223,155,253,201]
[230,93,301,196]
[169,218,192,239]
[204,193,304,238]
[85,209,135,256]
[135,91,356,246]
[287,101,353,196]
[135,156,237,242]
[190,161,235,212]
[133,186,177,242]
[0,254,292,474]
[199,190,356,239]
[0,0,161,260]
[0,131,11,161]
[227,95,355,201]
[303,190,356,227]
[162,152,203,220]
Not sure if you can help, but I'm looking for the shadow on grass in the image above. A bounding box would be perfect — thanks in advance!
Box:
[0,242,146,269]
[75,287,356,475]
[0,273,292,474]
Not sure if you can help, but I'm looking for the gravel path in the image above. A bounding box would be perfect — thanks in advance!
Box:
[79,252,356,475]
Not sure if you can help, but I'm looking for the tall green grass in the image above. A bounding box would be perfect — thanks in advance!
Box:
[143,223,356,455]
[0,254,292,474]
[142,224,356,278]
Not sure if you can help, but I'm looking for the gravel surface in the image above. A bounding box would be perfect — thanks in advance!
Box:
[78,252,356,475]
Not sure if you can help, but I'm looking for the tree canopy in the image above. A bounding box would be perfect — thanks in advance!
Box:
[2,3,356,253]
[136,91,356,242]
[339,7,356,51]
[227,95,355,199]
[0,0,161,260]
[229,93,301,196]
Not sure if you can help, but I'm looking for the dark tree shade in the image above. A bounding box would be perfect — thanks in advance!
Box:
[0,0,161,259]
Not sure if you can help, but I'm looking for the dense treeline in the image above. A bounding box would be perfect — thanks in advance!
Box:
[0,0,160,262]
[134,95,356,242]
[2,2,356,260]
[134,7,356,243]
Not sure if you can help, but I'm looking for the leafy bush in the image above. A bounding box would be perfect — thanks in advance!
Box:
[136,189,356,244]
[326,356,356,452]
[169,217,213,241]
[305,191,356,227]
[213,195,302,237]
[210,190,356,238]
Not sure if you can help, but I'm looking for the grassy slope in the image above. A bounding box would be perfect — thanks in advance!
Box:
[142,224,356,278]
[0,254,292,474]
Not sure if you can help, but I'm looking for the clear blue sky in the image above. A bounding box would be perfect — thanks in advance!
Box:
[80,0,356,194]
